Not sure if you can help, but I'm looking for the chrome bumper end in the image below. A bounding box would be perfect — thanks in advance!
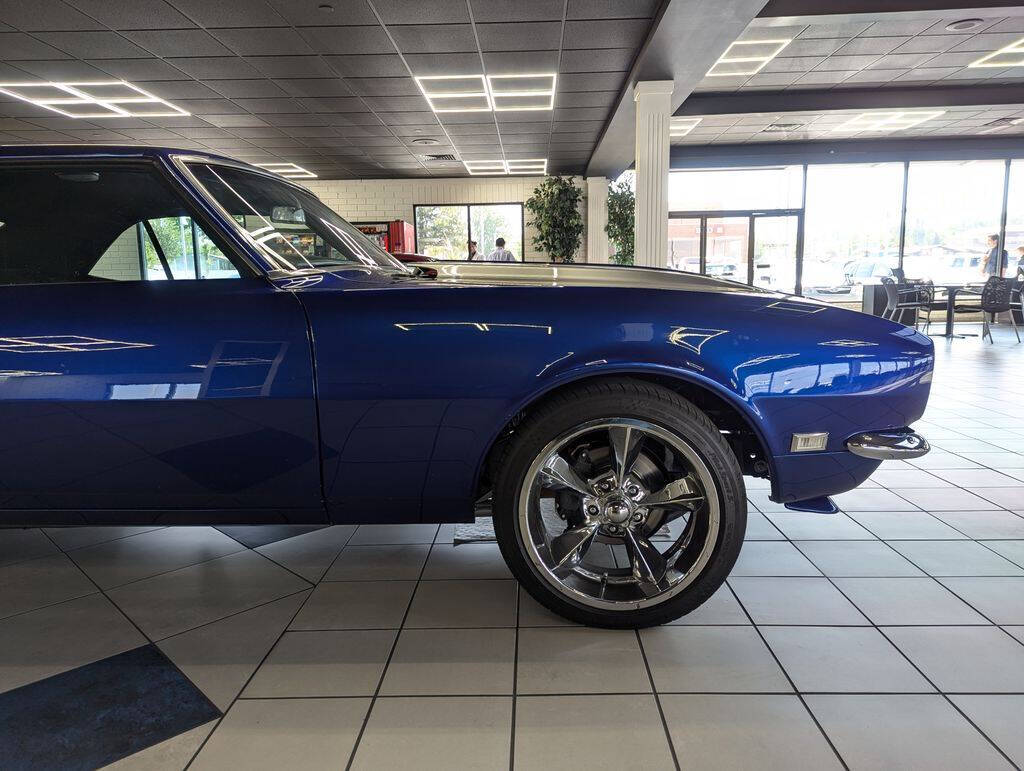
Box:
[846,430,929,460]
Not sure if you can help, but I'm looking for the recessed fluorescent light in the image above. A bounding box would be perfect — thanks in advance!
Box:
[254,162,317,179]
[486,74,556,111]
[463,160,507,175]
[832,111,945,133]
[706,39,791,77]
[415,75,491,113]
[0,80,188,118]
[463,158,547,175]
[506,158,547,174]
[670,117,701,137]
[969,36,1024,67]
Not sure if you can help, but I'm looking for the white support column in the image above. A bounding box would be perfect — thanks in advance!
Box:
[586,176,609,264]
[633,80,673,269]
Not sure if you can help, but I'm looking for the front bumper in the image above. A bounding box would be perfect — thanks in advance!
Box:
[846,429,930,460]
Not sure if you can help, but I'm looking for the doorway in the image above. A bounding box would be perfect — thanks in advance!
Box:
[668,210,804,294]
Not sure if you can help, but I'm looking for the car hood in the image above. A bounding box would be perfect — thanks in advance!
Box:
[427,262,777,296]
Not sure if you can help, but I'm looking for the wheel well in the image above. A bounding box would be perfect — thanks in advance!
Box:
[476,373,772,498]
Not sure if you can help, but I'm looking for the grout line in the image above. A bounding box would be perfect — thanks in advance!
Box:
[724,580,850,771]
[183,529,358,768]
[342,530,436,770]
[634,627,681,770]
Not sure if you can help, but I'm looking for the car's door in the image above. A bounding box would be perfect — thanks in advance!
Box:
[0,161,322,522]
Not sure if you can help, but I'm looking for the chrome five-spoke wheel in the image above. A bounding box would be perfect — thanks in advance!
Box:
[519,418,720,611]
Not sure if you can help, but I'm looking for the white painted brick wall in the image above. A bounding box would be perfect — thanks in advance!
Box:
[91,226,142,280]
[305,175,589,263]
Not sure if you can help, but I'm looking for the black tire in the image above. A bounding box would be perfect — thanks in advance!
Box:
[492,377,746,628]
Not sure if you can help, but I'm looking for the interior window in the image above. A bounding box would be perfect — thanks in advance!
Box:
[0,165,245,286]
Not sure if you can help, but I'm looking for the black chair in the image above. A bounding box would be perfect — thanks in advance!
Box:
[979,275,1021,343]
[891,267,906,283]
[880,277,932,330]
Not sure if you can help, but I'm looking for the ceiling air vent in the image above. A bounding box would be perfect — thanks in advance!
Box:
[424,153,458,161]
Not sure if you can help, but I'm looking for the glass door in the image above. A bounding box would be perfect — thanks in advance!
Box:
[667,217,701,273]
[706,217,749,284]
[752,215,799,294]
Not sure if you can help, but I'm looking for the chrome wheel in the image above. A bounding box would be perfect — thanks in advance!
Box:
[518,418,721,611]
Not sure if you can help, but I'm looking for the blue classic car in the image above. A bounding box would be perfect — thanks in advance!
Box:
[0,145,933,627]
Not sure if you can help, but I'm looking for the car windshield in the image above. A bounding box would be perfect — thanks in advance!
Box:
[189,163,410,274]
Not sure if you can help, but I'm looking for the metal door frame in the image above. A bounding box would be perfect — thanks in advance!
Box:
[669,207,805,293]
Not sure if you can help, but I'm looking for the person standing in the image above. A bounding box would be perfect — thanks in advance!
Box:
[467,240,478,261]
[484,237,515,262]
[982,234,1008,276]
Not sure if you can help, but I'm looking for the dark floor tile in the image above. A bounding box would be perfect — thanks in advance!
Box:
[0,645,220,770]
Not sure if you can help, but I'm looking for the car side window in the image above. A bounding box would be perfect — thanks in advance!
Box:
[91,217,240,281]
[0,164,246,286]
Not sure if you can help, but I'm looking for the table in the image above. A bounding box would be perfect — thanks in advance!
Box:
[930,284,980,339]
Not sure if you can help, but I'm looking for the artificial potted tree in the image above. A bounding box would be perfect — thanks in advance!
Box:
[605,178,635,266]
[525,176,583,263]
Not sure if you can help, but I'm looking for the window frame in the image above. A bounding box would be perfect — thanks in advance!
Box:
[0,157,259,287]
[412,202,526,261]
[177,155,410,277]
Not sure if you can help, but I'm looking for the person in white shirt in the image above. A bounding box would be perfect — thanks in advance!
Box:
[484,237,516,262]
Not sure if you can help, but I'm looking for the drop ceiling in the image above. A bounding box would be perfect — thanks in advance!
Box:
[0,0,659,178]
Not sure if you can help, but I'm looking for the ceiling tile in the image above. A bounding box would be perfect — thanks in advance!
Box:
[36,31,151,59]
[295,96,367,111]
[814,54,882,71]
[0,33,70,60]
[126,29,232,57]
[378,111,441,125]
[273,79,354,97]
[563,19,648,49]
[481,50,560,74]
[470,0,562,23]
[476,21,562,51]
[404,52,483,76]
[567,0,658,19]
[373,0,469,24]
[0,0,105,31]
[345,77,421,97]
[834,36,906,56]
[87,57,187,80]
[11,59,110,79]
[890,34,968,54]
[298,25,393,55]
[557,72,625,91]
[559,47,634,72]
[233,98,307,113]
[167,57,262,79]
[950,31,1024,53]
[782,38,848,57]
[867,52,937,69]
[167,0,286,27]
[324,54,408,77]
[74,0,197,29]
[209,79,289,98]
[556,90,617,108]
[245,56,337,78]
[217,28,314,57]
[202,114,270,127]
[797,22,872,39]
[266,0,377,26]
[762,56,824,73]
[361,95,432,112]
[861,19,937,37]
[387,24,477,53]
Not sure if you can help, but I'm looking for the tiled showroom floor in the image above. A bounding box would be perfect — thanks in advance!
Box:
[4,330,1024,770]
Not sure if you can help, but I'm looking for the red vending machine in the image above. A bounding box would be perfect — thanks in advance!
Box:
[387,220,415,253]
[353,220,415,254]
